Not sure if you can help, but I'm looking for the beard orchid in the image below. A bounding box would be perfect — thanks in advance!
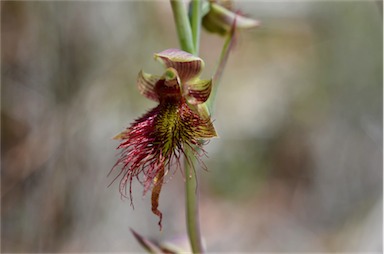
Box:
[111,49,217,229]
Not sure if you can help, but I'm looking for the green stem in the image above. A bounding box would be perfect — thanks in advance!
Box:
[190,0,202,55]
[185,147,204,253]
[170,0,195,54]
[206,27,235,114]
[170,1,204,253]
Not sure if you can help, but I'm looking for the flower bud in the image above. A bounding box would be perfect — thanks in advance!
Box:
[202,1,259,36]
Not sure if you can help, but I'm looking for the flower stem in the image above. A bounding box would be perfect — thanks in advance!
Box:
[185,147,204,253]
[170,0,195,54]
[190,0,202,55]
[206,24,236,114]
[170,0,205,253]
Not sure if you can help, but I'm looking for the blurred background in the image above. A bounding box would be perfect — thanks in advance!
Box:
[1,1,382,252]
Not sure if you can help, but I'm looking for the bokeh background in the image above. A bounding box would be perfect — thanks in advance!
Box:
[1,1,382,252]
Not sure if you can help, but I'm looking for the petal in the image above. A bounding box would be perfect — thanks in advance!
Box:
[196,103,218,138]
[203,120,218,138]
[151,169,164,231]
[137,70,160,102]
[154,48,204,83]
[196,103,212,120]
[183,103,218,139]
[186,79,212,104]
[194,105,217,138]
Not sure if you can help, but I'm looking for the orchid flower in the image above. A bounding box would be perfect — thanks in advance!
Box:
[111,48,217,229]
